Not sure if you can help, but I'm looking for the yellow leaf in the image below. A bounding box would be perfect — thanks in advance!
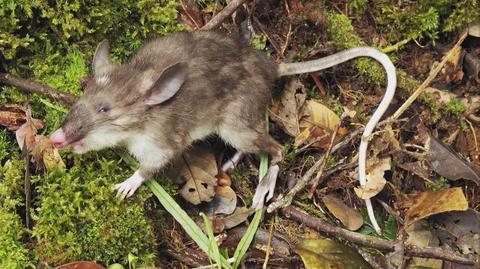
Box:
[354,157,390,199]
[402,188,468,226]
[300,100,340,132]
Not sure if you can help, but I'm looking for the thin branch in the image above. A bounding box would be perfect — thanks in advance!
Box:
[282,206,477,266]
[0,73,77,107]
[267,118,399,213]
[201,0,249,30]
[391,31,468,120]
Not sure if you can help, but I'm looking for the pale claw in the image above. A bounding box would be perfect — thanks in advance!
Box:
[251,164,279,209]
[114,171,145,199]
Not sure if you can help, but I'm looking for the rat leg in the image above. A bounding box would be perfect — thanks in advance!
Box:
[219,127,282,209]
[114,165,159,199]
[221,151,244,172]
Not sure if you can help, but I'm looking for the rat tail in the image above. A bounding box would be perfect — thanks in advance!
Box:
[279,47,397,234]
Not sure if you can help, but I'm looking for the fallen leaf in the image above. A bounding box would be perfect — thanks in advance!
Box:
[468,20,480,37]
[402,188,468,226]
[223,207,255,229]
[322,195,363,231]
[32,135,65,171]
[293,239,372,269]
[56,261,106,269]
[15,120,37,152]
[0,104,28,130]
[300,100,340,132]
[178,0,204,30]
[269,79,306,137]
[434,209,480,256]
[406,221,443,269]
[426,135,480,185]
[178,147,218,205]
[203,185,237,215]
[354,157,390,199]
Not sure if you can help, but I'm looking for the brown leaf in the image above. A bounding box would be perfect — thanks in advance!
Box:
[402,188,468,226]
[269,79,306,137]
[322,195,363,231]
[32,135,65,171]
[426,135,480,185]
[178,147,218,205]
[178,0,204,30]
[0,104,27,130]
[223,207,255,229]
[300,100,340,133]
[293,239,372,269]
[434,209,480,256]
[406,221,443,269]
[204,185,237,215]
[354,157,390,199]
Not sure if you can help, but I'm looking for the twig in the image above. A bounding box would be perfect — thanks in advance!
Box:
[201,0,249,30]
[282,206,477,266]
[382,39,411,53]
[307,115,344,198]
[279,0,292,57]
[0,73,77,106]
[262,218,275,269]
[391,31,468,120]
[267,118,397,213]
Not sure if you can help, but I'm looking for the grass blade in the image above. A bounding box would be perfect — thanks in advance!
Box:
[146,180,232,269]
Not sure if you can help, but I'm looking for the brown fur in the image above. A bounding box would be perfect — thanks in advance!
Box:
[60,31,282,178]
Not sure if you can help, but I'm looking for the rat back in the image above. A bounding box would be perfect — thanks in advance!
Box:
[131,31,278,151]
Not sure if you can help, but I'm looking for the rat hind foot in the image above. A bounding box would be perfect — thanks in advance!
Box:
[252,164,279,209]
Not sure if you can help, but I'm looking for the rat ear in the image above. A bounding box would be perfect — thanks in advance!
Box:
[144,63,188,106]
[93,40,116,78]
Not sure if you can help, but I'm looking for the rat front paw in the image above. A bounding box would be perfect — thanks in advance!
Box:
[114,171,145,199]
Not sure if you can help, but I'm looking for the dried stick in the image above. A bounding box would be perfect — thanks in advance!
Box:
[0,73,77,106]
[282,206,477,266]
[391,31,468,120]
[201,0,249,30]
[267,118,395,213]
[307,116,343,198]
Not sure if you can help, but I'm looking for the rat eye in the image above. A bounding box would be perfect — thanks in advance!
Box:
[98,105,109,113]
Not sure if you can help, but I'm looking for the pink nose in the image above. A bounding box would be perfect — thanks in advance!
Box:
[50,128,66,148]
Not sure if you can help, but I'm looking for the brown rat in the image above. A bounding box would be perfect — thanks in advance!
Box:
[50,31,396,210]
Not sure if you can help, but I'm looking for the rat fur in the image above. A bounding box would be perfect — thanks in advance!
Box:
[51,31,396,210]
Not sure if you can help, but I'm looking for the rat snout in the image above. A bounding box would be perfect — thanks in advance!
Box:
[50,128,67,148]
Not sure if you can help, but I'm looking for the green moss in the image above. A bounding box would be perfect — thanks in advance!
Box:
[32,159,156,266]
[444,98,467,116]
[0,209,36,269]
[325,12,386,84]
[0,158,37,268]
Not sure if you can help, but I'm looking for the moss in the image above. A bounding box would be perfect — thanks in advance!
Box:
[32,158,156,266]
[1,1,182,266]
[444,98,467,116]
[325,12,386,84]
[0,209,36,269]
[0,158,37,268]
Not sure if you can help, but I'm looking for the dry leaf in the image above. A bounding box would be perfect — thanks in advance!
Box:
[322,195,363,231]
[32,135,65,171]
[269,79,306,137]
[354,157,390,199]
[16,121,37,152]
[468,20,480,37]
[300,100,340,132]
[203,185,237,215]
[426,135,480,185]
[406,221,443,269]
[293,239,372,269]
[0,104,27,131]
[402,188,468,225]
[223,207,255,229]
[178,147,218,205]
[434,209,480,256]
[178,0,204,30]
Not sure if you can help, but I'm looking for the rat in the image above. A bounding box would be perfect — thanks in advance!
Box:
[50,31,396,209]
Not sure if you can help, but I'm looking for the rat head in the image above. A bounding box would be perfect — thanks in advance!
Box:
[50,40,188,153]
